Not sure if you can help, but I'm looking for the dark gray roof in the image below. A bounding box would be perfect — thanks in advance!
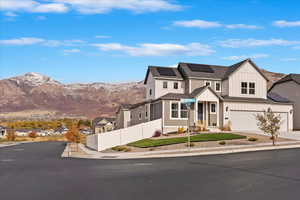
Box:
[222,95,293,104]
[267,92,292,103]
[130,100,152,109]
[274,73,300,85]
[144,66,183,84]
[145,59,268,82]
[178,62,228,79]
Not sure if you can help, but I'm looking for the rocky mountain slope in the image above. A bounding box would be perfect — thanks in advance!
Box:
[0,69,285,119]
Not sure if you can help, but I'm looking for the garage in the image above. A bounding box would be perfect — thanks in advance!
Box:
[230,110,289,132]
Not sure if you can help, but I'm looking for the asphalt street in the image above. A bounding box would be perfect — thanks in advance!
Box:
[1,142,300,200]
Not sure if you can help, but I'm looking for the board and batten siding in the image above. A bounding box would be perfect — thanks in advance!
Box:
[146,73,155,100]
[228,61,267,99]
[154,79,185,99]
[270,81,300,130]
[130,104,150,126]
[189,79,222,94]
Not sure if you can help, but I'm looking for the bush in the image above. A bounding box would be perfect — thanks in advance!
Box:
[178,127,185,134]
[219,141,226,145]
[248,137,258,142]
[111,146,131,152]
[28,131,38,138]
[219,121,232,131]
[153,130,162,137]
[6,129,16,141]
[186,142,195,147]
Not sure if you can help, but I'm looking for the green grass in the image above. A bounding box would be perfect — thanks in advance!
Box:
[128,133,246,148]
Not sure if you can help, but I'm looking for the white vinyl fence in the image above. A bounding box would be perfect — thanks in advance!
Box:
[86,119,162,151]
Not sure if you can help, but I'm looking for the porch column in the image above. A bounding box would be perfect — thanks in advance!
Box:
[216,101,220,127]
[205,102,209,127]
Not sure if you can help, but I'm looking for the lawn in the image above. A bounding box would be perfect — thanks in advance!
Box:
[128,133,246,148]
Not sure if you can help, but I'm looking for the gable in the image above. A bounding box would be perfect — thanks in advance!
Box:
[192,87,221,102]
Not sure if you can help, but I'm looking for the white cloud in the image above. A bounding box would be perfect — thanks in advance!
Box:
[221,54,269,61]
[225,24,262,29]
[1,0,182,15]
[173,19,261,29]
[92,42,215,56]
[0,0,68,13]
[273,20,300,27]
[280,58,298,62]
[0,37,85,47]
[3,11,17,17]
[55,0,182,14]
[219,38,300,48]
[293,46,300,49]
[63,49,81,54]
[173,20,222,28]
[0,37,45,45]
[95,35,111,39]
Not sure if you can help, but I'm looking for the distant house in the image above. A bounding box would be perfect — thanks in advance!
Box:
[15,129,31,137]
[269,74,300,130]
[54,126,69,135]
[0,126,7,138]
[92,117,115,134]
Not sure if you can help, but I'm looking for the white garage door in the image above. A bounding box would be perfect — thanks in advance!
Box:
[230,110,288,131]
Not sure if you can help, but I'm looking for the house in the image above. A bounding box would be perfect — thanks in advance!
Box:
[269,74,300,130]
[92,117,115,133]
[0,126,7,138]
[15,129,31,137]
[54,126,69,135]
[116,59,294,133]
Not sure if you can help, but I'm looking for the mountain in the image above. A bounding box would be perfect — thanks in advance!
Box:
[0,69,285,120]
[0,73,145,119]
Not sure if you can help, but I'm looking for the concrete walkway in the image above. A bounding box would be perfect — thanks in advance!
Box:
[63,141,300,160]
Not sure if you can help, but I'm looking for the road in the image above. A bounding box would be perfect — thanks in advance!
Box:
[1,142,300,200]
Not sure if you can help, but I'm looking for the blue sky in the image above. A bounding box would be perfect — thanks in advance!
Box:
[0,0,300,83]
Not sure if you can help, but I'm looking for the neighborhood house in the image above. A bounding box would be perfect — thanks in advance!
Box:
[0,126,7,138]
[116,59,294,133]
[269,74,300,130]
[92,117,115,134]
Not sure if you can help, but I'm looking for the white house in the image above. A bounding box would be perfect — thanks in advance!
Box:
[116,59,294,133]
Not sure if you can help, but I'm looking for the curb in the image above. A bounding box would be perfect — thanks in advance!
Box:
[70,141,300,160]
[61,143,71,158]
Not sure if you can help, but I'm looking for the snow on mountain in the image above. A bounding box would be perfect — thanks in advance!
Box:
[10,72,61,87]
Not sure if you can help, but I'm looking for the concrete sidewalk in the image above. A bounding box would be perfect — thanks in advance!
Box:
[63,141,300,160]
[242,131,300,141]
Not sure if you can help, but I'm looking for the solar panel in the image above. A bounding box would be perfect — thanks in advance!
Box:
[187,64,214,73]
[157,68,177,77]
[268,92,290,103]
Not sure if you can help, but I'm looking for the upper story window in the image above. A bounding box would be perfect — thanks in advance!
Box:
[174,82,179,89]
[249,82,255,95]
[241,82,248,94]
[215,82,221,92]
[139,113,142,120]
[163,81,168,89]
[149,89,152,96]
[205,81,211,87]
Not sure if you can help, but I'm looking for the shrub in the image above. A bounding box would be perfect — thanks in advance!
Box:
[6,129,16,141]
[124,147,132,152]
[248,137,258,142]
[111,146,131,152]
[186,142,195,147]
[28,131,38,138]
[219,121,232,131]
[178,127,185,134]
[153,130,162,137]
[219,141,226,145]
[195,120,209,132]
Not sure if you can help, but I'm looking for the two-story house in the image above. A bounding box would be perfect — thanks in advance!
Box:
[116,59,294,133]
[269,74,300,130]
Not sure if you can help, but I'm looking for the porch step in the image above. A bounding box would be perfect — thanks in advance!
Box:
[208,127,221,132]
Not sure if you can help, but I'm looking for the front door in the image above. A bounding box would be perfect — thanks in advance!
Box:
[198,102,204,121]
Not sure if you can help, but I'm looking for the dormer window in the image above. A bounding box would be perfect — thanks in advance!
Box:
[241,82,248,94]
[205,81,211,87]
[215,82,221,92]
[249,82,255,95]
[174,82,178,89]
[163,81,168,89]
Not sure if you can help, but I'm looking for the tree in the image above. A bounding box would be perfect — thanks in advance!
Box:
[28,131,38,139]
[65,124,81,144]
[256,108,281,146]
[6,129,16,141]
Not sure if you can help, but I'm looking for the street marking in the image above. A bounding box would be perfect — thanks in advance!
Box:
[1,159,14,162]
[133,163,153,166]
[13,148,24,151]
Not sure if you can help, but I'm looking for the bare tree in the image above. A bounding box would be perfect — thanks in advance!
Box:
[255,108,281,146]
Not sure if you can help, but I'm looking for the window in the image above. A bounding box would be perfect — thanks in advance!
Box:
[149,89,152,96]
[205,81,211,87]
[215,82,221,92]
[163,81,168,89]
[241,82,248,94]
[249,82,255,95]
[171,103,179,118]
[139,113,142,120]
[210,103,216,113]
[145,107,148,118]
[180,103,188,118]
[226,106,229,112]
[174,82,178,89]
